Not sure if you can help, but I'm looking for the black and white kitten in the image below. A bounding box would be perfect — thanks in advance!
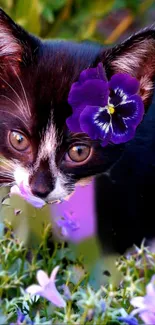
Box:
[0,9,155,254]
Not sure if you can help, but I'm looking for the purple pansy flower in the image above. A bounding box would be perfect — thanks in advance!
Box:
[26,266,66,308]
[67,63,144,146]
[131,275,155,324]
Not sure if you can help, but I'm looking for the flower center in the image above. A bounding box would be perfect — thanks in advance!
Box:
[108,105,115,115]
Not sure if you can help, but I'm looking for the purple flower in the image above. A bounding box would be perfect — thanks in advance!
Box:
[10,182,45,208]
[60,284,72,300]
[66,63,144,146]
[10,311,32,325]
[51,180,96,242]
[56,211,80,238]
[131,275,155,324]
[26,266,66,308]
[118,316,138,325]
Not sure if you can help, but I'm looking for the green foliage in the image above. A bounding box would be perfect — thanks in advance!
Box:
[0,0,154,41]
[0,221,155,324]
[0,192,51,247]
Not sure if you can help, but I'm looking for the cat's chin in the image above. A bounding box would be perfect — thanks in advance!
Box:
[47,190,75,205]
[47,199,62,205]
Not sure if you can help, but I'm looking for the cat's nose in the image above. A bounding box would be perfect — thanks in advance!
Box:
[30,169,54,199]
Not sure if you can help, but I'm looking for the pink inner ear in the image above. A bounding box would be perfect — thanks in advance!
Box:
[0,26,21,58]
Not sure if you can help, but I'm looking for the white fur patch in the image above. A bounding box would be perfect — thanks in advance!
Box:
[35,118,57,169]
[31,118,71,202]
[47,172,70,203]
[14,165,29,187]
[13,119,72,203]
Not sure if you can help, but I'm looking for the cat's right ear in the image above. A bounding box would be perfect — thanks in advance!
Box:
[0,9,39,72]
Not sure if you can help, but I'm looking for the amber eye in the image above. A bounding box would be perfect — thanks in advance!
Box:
[9,131,29,151]
[67,144,91,163]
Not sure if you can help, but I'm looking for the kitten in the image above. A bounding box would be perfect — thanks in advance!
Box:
[0,9,155,253]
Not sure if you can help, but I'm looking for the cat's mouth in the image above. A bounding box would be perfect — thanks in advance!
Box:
[47,199,61,204]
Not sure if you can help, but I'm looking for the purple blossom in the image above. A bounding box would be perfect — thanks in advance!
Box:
[26,266,66,308]
[67,63,144,146]
[56,211,80,238]
[10,182,45,208]
[60,284,72,300]
[118,316,138,325]
[51,180,96,242]
[131,275,155,324]
[10,311,32,325]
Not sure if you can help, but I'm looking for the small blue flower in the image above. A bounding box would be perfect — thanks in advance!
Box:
[56,211,80,238]
[67,63,144,147]
[10,310,33,325]
[118,316,139,325]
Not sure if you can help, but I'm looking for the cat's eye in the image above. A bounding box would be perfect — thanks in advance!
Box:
[66,144,92,163]
[9,131,30,151]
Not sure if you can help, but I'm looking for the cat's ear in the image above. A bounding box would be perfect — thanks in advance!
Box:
[0,9,38,72]
[103,29,155,109]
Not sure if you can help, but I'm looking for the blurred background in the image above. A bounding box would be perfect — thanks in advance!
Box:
[0,0,155,45]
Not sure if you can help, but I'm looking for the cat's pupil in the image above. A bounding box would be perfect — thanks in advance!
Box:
[13,133,23,144]
[76,146,83,155]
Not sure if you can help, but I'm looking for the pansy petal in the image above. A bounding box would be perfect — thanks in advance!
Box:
[66,113,82,133]
[100,125,112,147]
[80,105,112,145]
[109,73,140,96]
[26,285,42,295]
[68,79,109,112]
[79,62,107,82]
[37,270,49,286]
[116,95,144,127]
[111,114,135,144]
[79,105,101,139]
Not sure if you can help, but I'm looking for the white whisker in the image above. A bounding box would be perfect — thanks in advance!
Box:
[15,72,31,117]
[0,181,14,188]
[0,110,29,129]
[0,94,26,120]
[0,75,25,108]
[0,158,14,169]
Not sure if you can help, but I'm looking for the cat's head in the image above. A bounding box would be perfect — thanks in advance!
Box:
[0,9,155,203]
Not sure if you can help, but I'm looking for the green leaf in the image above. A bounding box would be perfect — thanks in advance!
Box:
[46,0,67,11]
[42,7,54,23]
[14,0,41,35]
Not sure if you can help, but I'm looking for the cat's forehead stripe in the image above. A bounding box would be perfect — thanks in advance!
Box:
[35,120,58,168]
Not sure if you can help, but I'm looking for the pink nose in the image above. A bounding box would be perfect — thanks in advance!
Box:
[30,169,54,199]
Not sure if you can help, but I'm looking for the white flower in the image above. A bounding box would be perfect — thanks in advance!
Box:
[26,266,66,308]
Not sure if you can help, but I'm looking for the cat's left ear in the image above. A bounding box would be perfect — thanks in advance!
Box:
[0,9,38,72]
[102,29,155,110]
